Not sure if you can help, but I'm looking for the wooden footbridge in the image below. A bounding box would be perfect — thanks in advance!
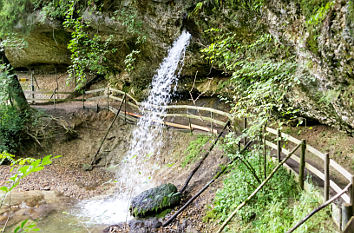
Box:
[24,86,354,232]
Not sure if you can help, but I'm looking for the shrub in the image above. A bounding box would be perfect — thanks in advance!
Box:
[204,148,337,232]
[0,105,29,153]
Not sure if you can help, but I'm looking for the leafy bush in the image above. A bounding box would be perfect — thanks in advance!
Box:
[0,152,59,232]
[204,147,336,232]
[0,105,29,153]
[202,31,301,138]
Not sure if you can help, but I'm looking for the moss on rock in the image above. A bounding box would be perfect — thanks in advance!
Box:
[129,183,181,218]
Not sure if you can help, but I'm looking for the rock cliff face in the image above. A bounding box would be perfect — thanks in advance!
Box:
[5,22,71,68]
[264,0,353,132]
[5,0,353,133]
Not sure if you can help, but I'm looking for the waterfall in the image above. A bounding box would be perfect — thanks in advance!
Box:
[128,29,191,159]
[75,30,191,224]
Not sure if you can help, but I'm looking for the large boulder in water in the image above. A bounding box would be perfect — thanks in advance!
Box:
[130,183,181,218]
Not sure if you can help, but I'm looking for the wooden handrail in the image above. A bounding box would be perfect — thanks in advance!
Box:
[109,87,139,105]
[85,88,105,94]
[24,90,72,95]
[265,137,351,203]
[265,126,352,187]
[25,86,352,203]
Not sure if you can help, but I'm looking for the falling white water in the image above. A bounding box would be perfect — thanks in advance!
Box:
[74,30,191,225]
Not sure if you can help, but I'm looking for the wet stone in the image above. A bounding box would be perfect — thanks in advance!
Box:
[129,183,181,218]
[103,218,162,233]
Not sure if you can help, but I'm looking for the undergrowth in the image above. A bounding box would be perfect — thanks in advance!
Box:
[204,147,336,233]
[181,135,212,168]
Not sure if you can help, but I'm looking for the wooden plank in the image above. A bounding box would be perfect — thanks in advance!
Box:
[330,180,350,203]
[267,129,351,182]
[85,95,106,101]
[165,105,232,118]
[307,145,326,160]
[109,95,139,109]
[266,127,277,135]
[109,88,139,105]
[85,88,105,94]
[108,107,218,134]
[265,140,278,151]
[164,114,226,126]
[191,124,218,134]
[265,140,349,202]
[138,103,232,118]
[110,96,228,126]
[283,132,302,145]
[305,162,325,181]
[266,127,302,145]
[27,98,84,102]
[330,159,352,181]
[268,128,325,160]
[24,90,72,94]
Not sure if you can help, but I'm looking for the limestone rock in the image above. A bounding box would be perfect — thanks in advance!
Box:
[129,183,181,218]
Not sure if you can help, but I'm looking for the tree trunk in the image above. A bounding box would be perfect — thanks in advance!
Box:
[0,50,29,111]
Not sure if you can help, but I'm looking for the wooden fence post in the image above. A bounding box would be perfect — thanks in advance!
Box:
[263,126,267,179]
[324,153,329,201]
[277,129,282,162]
[30,70,35,104]
[299,140,306,189]
[351,175,354,215]
[82,90,85,109]
[107,87,110,109]
[187,109,193,134]
[124,92,127,123]
[211,112,214,135]
[243,118,247,145]
[54,89,56,109]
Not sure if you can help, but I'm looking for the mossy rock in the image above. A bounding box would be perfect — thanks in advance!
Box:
[129,183,181,218]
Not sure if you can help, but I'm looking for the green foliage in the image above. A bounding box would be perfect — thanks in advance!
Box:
[0,0,34,37]
[0,64,31,153]
[204,146,336,232]
[13,219,40,233]
[124,50,140,73]
[299,0,335,55]
[0,105,29,153]
[112,8,146,73]
[299,0,333,21]
[0,154,58,193]
[61,0,115,89]
[305,0,335,26]
[0,63,12,103]
[202,31,300,138]
[192,0,264,14]
[181,135,211,168]
[0,153,59,232]
[112,8,145,36]
[33,0,71,21]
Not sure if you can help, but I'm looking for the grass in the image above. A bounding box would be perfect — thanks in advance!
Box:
[181,135,212,168]
[204,148,337,233]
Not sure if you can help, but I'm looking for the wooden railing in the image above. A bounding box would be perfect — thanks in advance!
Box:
[258,125,353,229]
[25,86,353,229]
[26,87,231,134]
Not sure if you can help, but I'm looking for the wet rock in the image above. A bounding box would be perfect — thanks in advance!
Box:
[103,218,162,233]
[130,183,181,218]
[0,190,68,228]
